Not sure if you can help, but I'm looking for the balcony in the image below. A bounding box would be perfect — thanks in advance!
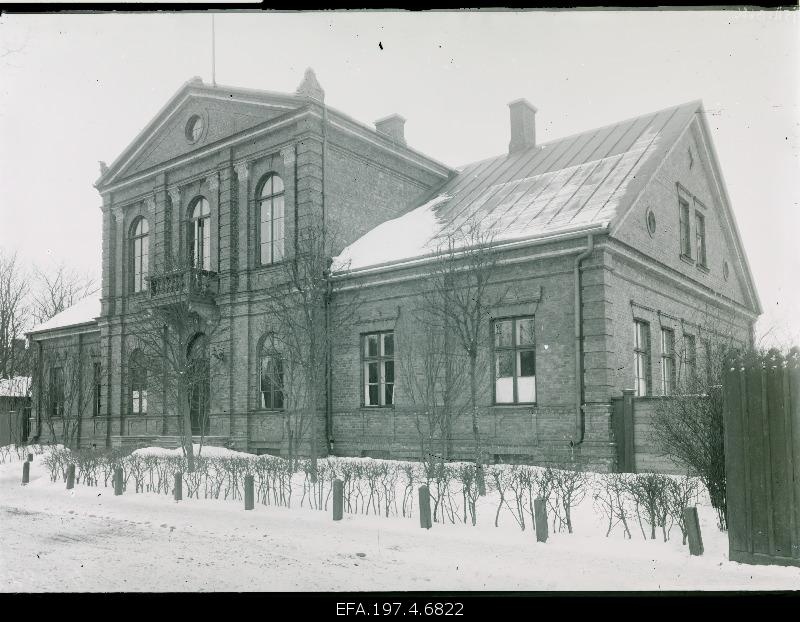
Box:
[148,268,219,320]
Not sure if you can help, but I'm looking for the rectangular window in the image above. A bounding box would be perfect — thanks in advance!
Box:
[679,198,692,258]
[683,333,697,385]
[49,366,65,418]
[633,320,651,397]
[92,362,102,417]
[362,331,394,407]
[493,316,536,404]
[661,328,676,396]
[695,211,707,267]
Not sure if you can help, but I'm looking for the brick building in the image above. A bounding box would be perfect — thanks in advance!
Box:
[27,70,760,470]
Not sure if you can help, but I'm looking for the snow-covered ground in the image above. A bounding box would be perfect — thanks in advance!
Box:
[1,447,799,592]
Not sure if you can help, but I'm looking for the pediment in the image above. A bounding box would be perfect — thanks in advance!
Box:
[97,81,304,188]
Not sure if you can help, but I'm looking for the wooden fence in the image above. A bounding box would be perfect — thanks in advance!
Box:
[723,349,800,567]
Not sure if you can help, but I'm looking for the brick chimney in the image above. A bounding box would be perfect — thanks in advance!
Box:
[508,99,537,153]
[375,114,406,145]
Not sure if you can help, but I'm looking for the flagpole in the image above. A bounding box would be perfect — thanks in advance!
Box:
[211,14,216,87]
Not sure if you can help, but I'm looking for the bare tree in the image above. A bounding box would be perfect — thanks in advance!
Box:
[652,312,750,531]
[0,249,31,377]
[398,301,468,479]
[258,217,359,475]
[36,347,100,448]
[133,255,227,472]
[422,217,507,493]
[31,262,97,325]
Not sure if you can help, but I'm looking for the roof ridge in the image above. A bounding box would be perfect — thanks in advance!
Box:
[454,99,703,171]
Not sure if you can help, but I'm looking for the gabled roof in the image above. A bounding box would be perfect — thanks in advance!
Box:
[96,74,452,192]
[27,294,101,336]
[336,100,701,272]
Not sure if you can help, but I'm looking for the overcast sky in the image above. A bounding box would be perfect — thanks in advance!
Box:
[0,10,797,345]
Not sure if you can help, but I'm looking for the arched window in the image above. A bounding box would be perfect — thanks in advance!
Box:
[188,333,210,435]
[131,217,149,293]
[259,336,285,410]
[129,350,147,415]
[256,174,285,265]
[188,197,211,271]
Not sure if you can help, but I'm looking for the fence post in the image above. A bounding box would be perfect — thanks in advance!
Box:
[418,485,432,529]
[332,479,343,521]
[22,461,29,485]
[27,453,33,463]
[244,474,254,510]
[534,498,548,543]
[174,472,182,502]
[66,464,75,490]
[113,467,123,496]
[684,506,704,556]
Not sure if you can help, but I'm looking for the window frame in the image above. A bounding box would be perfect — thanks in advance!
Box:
[92,360,102,418]
[258,339,285,411]
[361,330,395,408]
[491,315,537,405]
[49,366,65,418]
[255,173,286,267]
[633,319,651,397]
[695,209,707,268]
[130,216,150,293]
[683,333,697,385]
[188,196,211,272]
[678,196,692,260]
[129,350,148,415]
[660,327,676,396]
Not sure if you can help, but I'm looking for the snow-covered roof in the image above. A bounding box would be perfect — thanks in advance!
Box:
[0,376,31,398]
[334,100,701,273]
[27,294,101,336]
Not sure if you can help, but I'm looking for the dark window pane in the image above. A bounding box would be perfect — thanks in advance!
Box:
[494,321,513,348]
[383,333,394,356]
[385,384,394,406]
[368,362,378,383]
[519,350,536,376]
[496,351,514,378]
[384,360,394,383]
[366,335,378,358]
[517,318,535,346]
[368,384,379,406]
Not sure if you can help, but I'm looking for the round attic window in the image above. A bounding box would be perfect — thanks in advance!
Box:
[723,261,730,281]
[185,115,204,143]
[645,208,657,236]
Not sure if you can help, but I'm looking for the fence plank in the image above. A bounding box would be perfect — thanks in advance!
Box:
[746,356,769,555]
[332,479,343,521]
[767,354,790,558]
[174,472,182,502]
[724,359,748,555]
[534,498,548,543]
[113,467,123,496]
[684,506,704,556]
[418,485,432,529]
[244,475,254,511]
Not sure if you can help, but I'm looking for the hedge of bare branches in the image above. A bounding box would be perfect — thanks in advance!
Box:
[22,446,703,547]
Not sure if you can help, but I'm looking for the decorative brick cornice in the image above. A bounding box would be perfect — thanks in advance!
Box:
[280,146,296,167]
[233,161,249,181]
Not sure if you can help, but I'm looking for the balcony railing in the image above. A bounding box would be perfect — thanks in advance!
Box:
[148,268,219,302]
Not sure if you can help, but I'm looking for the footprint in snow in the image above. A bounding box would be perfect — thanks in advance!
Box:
[160,523,168,528]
